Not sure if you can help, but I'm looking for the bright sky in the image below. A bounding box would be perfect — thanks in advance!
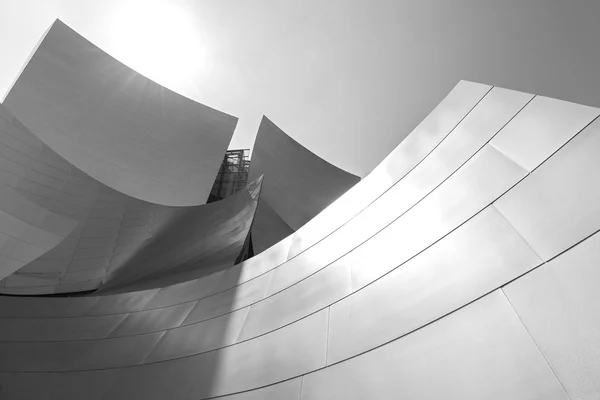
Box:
[1,0,600,176]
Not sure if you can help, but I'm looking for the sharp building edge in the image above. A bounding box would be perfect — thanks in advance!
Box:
[248,116,360,254]
[0,102,261,295]
[3,19,237,207]
[0,21,598,400]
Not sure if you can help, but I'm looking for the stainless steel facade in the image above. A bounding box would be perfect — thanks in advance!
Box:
[0,103,261,295]
[3,20,237,207]
[0,21,599,400]
[248,116,360,253]
[0,20,258,295]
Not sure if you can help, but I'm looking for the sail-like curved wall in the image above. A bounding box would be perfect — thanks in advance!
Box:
[0,103,261,295]
[248,116,360,253]
[1,80,600,399]
[2,20,237,207]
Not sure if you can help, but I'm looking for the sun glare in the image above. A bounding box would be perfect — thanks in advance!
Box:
[108,0,211,90]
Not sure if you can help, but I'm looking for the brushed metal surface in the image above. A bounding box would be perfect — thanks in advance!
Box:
[0,331,164,372]
[146,307,250,362]
[490,95,599,171]
[0,293,101,318]
[143,270,230,310]
[495,117,600,260]
[103,351,216,400]
[302,291,567,400]
[211,378,302,400]
[0,313,128,341]
[0,369,121,400]
[0,79,596,399]
[206,309,328,397]
[265,87,531,296]
[0,186,77,281]
[249,116,360,231]
[238,260,351,341]
[0,103,260,295]
[182,271,272,324]
[97,176,262,294]
[3,20,236,207]
[504,231,600,400]
[327,206,541,363]
[83,289,161,316]
[348,144,526,290]
[214,131,530,350]
[248,116,359,253]
[250,199,294,254]
[287,80,492,258]
[108,301,195,337]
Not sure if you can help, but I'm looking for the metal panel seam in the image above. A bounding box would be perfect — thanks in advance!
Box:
[499,288,572,400]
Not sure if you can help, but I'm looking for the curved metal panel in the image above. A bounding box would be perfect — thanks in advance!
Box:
[328,206,541,364]
[262,87,531,296]
[238,260,350,342]
[97,176,263,294]
[248,116,359,252]
[141,234,293,311]
[0,186,77,282]
[107,301,195,338]
[210,378,303,400]
[490,96,599,171]
[182,271,272,324]
[0,313,128,341]
[264,144,526,299]
[146,307,250,362]
[202,141,529,348]
[347,144,526,290]
[102,351,216,400]
[80,289,160,316]
[3,19,237,206]
[206,309,328,397]
[250,200,294,255]
[494,117,600,260]
[302,292,567,400]
[1,80,598,400]
[504,231,600,400]
[141,271,231,311]
[0,369,121,400]
[0,82,489,306]
[0,331,164,372]
[287,80,492,258]
[0,102,261,294]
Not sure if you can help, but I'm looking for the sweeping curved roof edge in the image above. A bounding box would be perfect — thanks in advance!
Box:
[3,19,237,207]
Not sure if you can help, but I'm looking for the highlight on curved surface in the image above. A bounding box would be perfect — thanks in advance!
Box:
[1,79,600,400]
[2,19,237,207]
[0,184,77,284]
[0,103,261,295]
[249,198,295,256]
[248,116,360,253]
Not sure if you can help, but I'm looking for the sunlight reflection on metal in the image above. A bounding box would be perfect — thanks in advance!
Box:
[0,29,598,397]
[3,19,235,207]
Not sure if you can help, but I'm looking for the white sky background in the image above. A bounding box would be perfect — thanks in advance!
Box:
[0,0,599,177]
